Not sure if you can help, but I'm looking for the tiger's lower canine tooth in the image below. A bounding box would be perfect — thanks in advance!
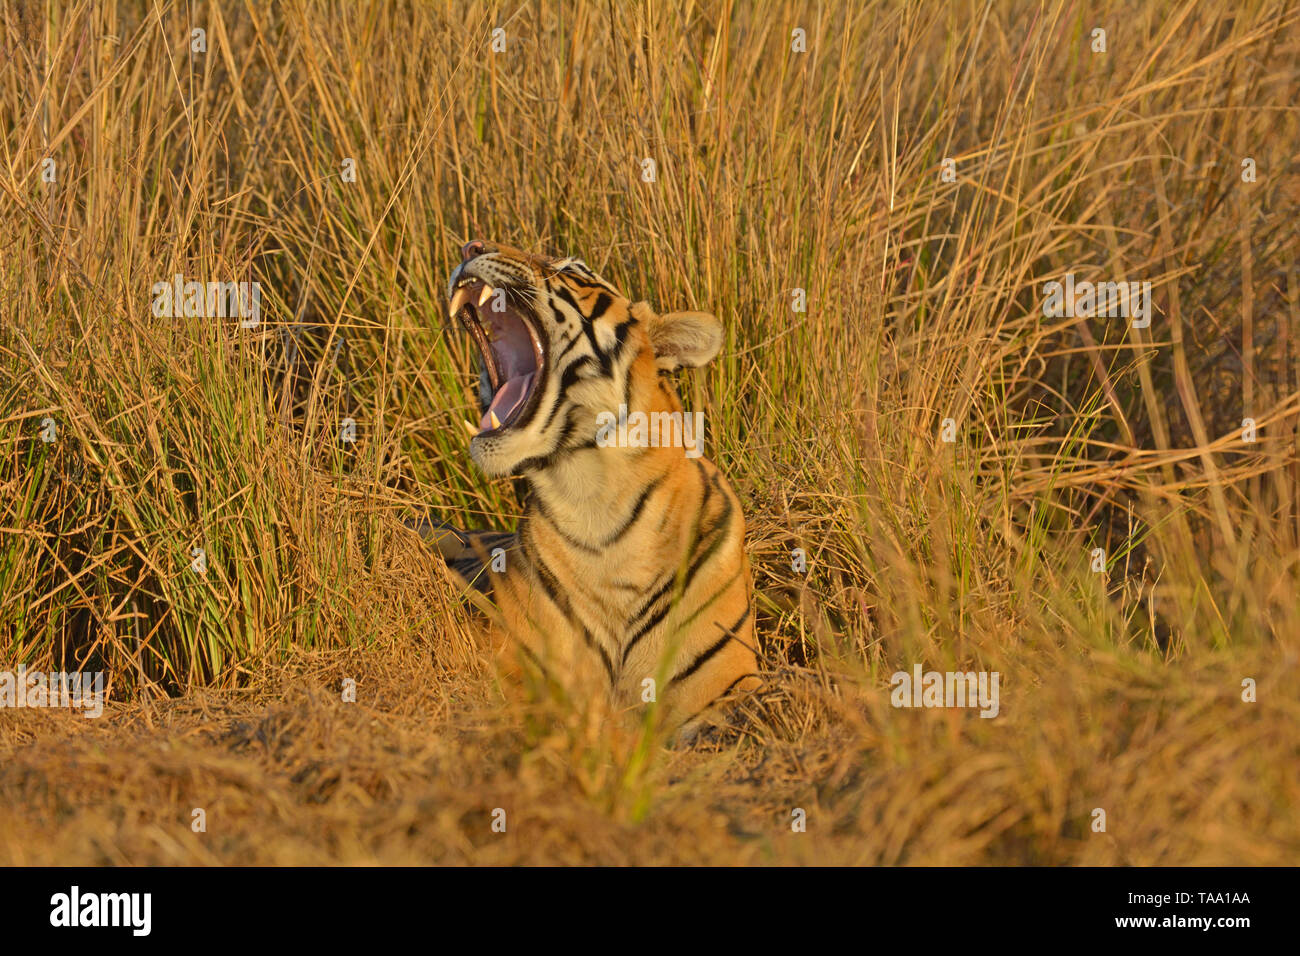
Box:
[478,284,494,307]
[489,410,502,430]
[449,287,472,318]
[462,419,479,438]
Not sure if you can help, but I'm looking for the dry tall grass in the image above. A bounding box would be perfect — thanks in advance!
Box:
[0,0,1297,864]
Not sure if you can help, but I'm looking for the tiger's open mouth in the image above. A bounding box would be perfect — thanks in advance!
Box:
[448,279,546,435]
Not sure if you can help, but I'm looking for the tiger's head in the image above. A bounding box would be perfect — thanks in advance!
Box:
[447,240,723,477]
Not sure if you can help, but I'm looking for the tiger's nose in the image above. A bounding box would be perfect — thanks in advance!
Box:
[461,240,486,263]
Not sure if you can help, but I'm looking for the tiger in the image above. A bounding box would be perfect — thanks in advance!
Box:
[424,239,760,741]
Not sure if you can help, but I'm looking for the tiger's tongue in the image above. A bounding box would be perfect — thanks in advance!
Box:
[480,373,534,430]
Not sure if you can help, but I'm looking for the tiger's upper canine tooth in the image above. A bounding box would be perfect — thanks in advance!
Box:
[477,284,494,308]
[449,286,472,318]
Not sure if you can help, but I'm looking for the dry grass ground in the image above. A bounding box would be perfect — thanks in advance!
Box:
[1,0,1298,864]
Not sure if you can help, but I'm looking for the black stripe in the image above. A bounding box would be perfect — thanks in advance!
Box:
[677,672,760,730]
[521,519,574,614]
[620,568,682,665]
[513,639,555,683]
[516,412,583,473]
[599,474,664,547]
[585,311,631,376]
[716,671,758,697]
[534,497,599,554]
[577,307,613,374]
[554,285,584,320]
[608,316,634,363]
[586,627,616,685]
[561,268,616,293]
[627,571,677,630]
[669,603,751,687]
[529,545,570,613]
[554,331,585,363]
[621,361,636,409]
[680,487,734,592]
[431,525,516,597]
[588,292,612,323]
[621,595,676,665]
[537,386,569,433]
[447,557,494,596]
[558,355,595,393]
[657,487,679,532]
[465,530,515,552]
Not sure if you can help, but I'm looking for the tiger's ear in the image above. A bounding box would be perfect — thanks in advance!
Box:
[643,309,724,371]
